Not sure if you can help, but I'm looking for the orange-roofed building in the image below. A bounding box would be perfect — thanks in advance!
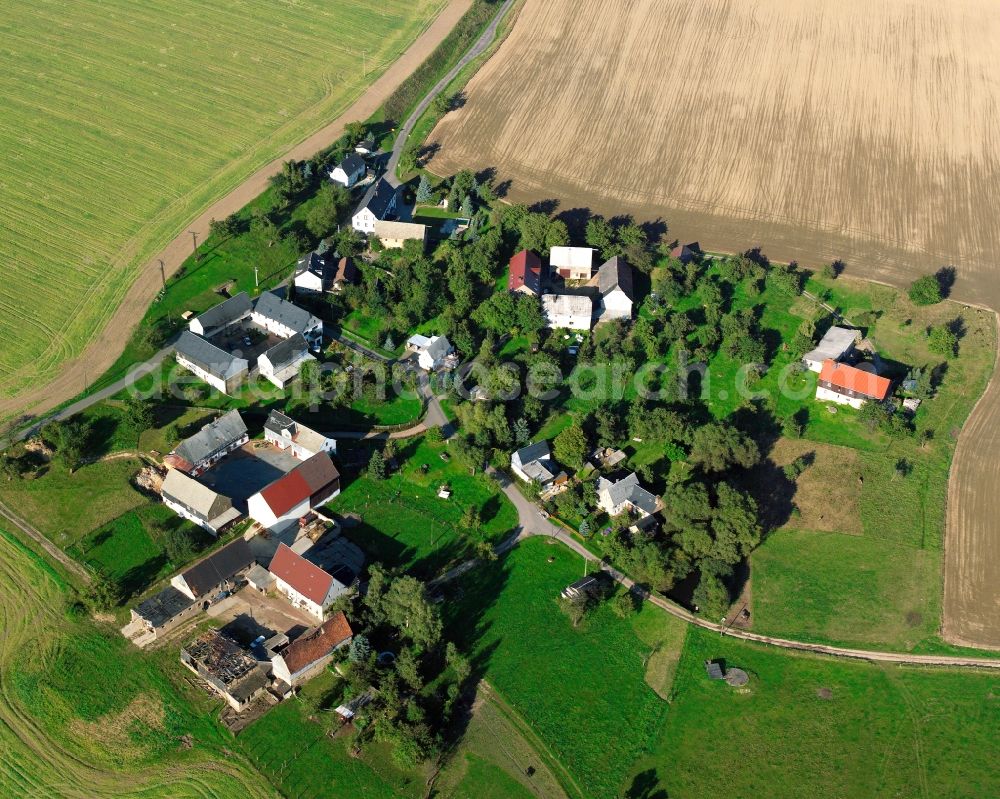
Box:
[508,250,542,295]
[268,543,349,621]
[816,359,891,409]
[271,612,353,687]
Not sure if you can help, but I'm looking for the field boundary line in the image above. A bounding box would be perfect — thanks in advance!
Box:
[0,497,90,585]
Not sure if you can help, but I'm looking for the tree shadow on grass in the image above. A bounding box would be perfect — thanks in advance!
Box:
[626,768,670,799]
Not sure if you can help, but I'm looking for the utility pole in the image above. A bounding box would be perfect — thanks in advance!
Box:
[254,266,259,288]
[190,230,199,261]
[158,259,166,289]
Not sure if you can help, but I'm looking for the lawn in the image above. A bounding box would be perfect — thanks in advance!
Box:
[0,524,272,796]
[0,0,448,409]
[631,625,1000,799]
[239,670,429,799]
[443,537,687,798]
[0,456,150,549]
[328,436,518,576]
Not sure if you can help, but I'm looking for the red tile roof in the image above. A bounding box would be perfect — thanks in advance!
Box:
[508,249,542,293]
[258,453,340,516]
[819,359,891,400]
[281,612,353,675]
[268,543,335,605]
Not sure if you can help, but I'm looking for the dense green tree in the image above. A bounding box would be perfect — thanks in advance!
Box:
[553,424,588,470]
[688,422,760,472]
[585,217,615,258]
[123,395,154,438]
[909,274,942,305]
[368,449,386,479]
[383,576,442,649]
[84,569,122,612]
[305,183,350,238]
[928,324,958,358]
[416,174,433,203]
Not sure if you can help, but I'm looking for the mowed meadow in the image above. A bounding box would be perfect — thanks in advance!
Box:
[0,0,445,404]
[429,0,1000,306]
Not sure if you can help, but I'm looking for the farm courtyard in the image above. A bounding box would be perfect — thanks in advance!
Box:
[428,0,1000,307]
[0,0,447,407]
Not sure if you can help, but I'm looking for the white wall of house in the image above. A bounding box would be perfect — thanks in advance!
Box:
[352,208,378,233]
[258,351,312,390]
[163,496,217,535]
[271,652,331,687]
[248,493,309,530]
[510,454,529,483]
[170,574,197,601]
[265,428,335,459]
[294,271,324,294]
[600,289,633,320]
[816,385,865,410]
[176,353,245,395]
[598,492,626,516]
[273,575,342,621]
[330,165,363,187]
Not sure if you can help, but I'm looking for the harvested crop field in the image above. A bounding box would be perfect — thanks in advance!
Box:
[428,0,1000,306]
[0,0,447,408]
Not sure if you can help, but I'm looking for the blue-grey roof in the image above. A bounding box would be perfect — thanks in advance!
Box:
[174,410,248,467]
[253,292,320,336]
[356,177,397,219]
[597,257,634,299]
[514,441,551,466]
[175,331,249,380]
[262,333,308,371]
[599,472,660,514]
[339,153,366,176]
[192,292,252,332]
[803,326,858,364]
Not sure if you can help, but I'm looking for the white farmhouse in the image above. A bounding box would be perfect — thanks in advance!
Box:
[247,452,340,530]
[511,441,559,485]
[264,410,336,460]
[271,612,354,687]
[550,246,595,281]
[594,257,635,321]
[188,292,252,338]
[268,543,350,622]
[803,326,860,373]
[175,331,249,396]
[351,178,398,233]
[597,472,662,526]
[816,359,891,410]
[257,333,314,390]
[170,537,255,602]
[407,334,455,371]
[164,410,248,475]
[542,294,593,330]
[329,153,366,188]
[160,469,241,535]
[252,292,323,350]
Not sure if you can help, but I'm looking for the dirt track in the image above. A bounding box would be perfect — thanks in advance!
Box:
[0,0,471,426]
[943,314,1000,650]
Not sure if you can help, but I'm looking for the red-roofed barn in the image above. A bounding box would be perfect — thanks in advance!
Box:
[268,543,350,620]
[247,453,340,530]
[271,611,353,686]
[816,359,891,409]
[508,249,542,295]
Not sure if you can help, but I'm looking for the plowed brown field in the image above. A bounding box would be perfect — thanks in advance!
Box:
[429,0,1000,648]
[428,0,1000,306]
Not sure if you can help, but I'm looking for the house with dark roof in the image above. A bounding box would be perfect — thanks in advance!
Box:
[170,537,255,602]
[258,333,314,390]
[251,292,323,350]
[175,331,249,396]
[670,243,700,264]
[354,138,376,156]
[268,543,351,621]
[406,334,456,371]
[594,257,635,321]
[508,249,543,295]
[271,612,353,686]
[816,359,891,410]
[351,178,398,233]
[511,441,560,486]
[264,410,335,460]
[803,326,859,373]
[188,292,253,338]
[161,469,241,535]
[164,410,248,475]
[181,631,269,712]
[329,153,366,188]
[597,472,662,528]
[294,249,358,294]
[247,452,341,530]
[129,586,198,640]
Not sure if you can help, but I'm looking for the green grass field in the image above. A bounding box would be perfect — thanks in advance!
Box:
[633,625,1000,799]
[0,0,446,404]
[0,524,276,797]
[328,436,519,576]
[444,538,687,798]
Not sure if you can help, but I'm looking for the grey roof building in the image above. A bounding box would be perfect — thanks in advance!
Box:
[132,585,196,631]
[597,256,634,300]
[168,410,248,473]
[161,469,241,533]
[173,537,255,600]
[803,326,859,371]
[511,441,558,484]
[339,153,366,176]
[597,472,661,516]
[253,292,322,342]
[262,333,309,372]
[357,177,397,219]
[175,331,249,384]
[189,292,252,336]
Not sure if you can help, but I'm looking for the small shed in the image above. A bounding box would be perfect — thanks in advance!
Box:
[246,564,275,593]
